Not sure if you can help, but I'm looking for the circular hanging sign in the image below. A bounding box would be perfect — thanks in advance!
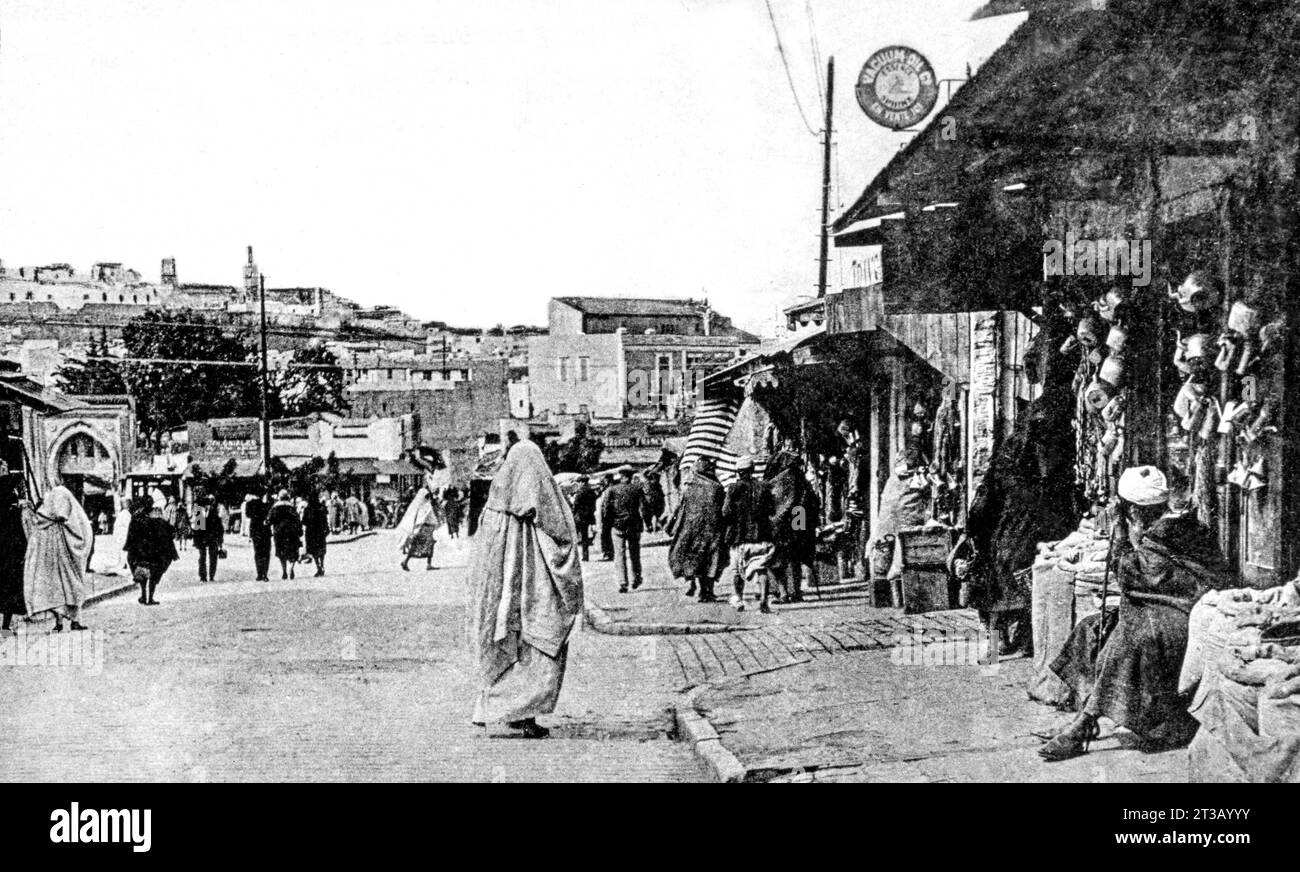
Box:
[855,45,939,130]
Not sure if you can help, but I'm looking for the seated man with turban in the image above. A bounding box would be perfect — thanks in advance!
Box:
[1040,465,1236,761]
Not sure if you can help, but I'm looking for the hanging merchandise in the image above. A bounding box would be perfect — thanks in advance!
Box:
[1245,457,1268,493]
[1105,323,1128,356]
[1243,396,1277,444]
[1227,460,1249,488]
[1169,270,1221,313]
[1098,352,1125,388]
[1173,376,1210,432]
[1181,332,1212,373]
[1093,286,1130,322]
[1258,317,1287,358]
[1223,300,1264,375]
[1083,377,1114,414]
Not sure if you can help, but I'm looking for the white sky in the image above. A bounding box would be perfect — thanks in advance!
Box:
[0,0,1023,334]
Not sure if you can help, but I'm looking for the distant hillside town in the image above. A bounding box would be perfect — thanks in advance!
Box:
[1,247,759,526]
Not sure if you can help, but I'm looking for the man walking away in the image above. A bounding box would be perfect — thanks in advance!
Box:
[570,476,597,562]
[191,494,224,583]
[602,468,645,593]
[722,456,776,613]
[641,470,665,533]
[666,457,728,602]
[303,492,329,577]
[269,490,303,580]
[596,475,615,560]
[245,492,272,581]
[125,495,178,605]
[766,450,820,604]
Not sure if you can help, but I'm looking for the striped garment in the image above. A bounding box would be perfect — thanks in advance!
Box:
[681,396,766,483]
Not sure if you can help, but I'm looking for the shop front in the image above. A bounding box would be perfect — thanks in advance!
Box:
[829,0,1300,777]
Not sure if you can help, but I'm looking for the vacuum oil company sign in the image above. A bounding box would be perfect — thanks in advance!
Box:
[855,46,939,130]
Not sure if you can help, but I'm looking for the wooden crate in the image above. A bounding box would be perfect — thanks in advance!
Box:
[897,525,955,568]
[902,566,952,614]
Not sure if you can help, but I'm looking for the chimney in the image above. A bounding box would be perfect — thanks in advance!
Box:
[701,297,712,336]
[161,257,177,286]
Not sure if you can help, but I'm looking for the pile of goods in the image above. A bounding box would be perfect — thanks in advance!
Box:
[1183,580,1300,782]
[1026,514,1118,705]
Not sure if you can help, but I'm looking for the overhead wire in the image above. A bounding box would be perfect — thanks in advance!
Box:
[763,0,819,137]
[805,0,825,112]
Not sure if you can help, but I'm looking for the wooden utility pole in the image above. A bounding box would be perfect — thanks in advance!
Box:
[817,56,835,298]
[258,273,272,484]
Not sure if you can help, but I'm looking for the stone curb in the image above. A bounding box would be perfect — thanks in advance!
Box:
[583,600,745,636]
[83,580,138,608]
[673,685,748,783]
[328,530,377,545]
[581,575,873,637]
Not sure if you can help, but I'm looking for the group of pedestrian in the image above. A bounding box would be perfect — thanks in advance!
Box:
[665,451,820,614]
[564,466,671,593]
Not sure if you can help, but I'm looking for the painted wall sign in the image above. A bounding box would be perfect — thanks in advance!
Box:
[855,46,939,130]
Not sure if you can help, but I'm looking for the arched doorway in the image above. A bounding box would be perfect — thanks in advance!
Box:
[55,432,116,532]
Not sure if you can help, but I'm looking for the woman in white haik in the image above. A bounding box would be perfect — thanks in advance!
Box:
[396,446,450,571]
[466,439,584,738]
[21,471,93,632]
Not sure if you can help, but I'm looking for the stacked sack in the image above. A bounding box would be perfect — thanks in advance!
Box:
[1183,581,1300,782]
[1028,515,1116,705]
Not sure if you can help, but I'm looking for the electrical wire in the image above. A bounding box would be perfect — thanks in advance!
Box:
[763,0,819,137]
[805,0,825,114]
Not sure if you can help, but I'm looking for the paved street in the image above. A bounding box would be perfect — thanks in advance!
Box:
[2,529,1189,783]
[1,531,704,782]
[586,541,1188,782]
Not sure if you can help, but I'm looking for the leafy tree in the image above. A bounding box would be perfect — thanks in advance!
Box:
[56,329,126,396]
[121,311,261,449]
[554,422,604,473]
[323,451,343,495]
[289,456,326,497]
[274,343,348,417]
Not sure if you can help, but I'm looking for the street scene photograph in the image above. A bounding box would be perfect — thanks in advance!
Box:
[1,0,1298,809]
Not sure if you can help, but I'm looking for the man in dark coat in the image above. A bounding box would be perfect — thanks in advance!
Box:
[722,456,775,613]
[443,485,465,539]
[302,493,329,577]
[601,469,645,593]
[1041,465,1236,761]
[191,494,225,583]
[765,450,820,604]
[124,495,178,605]
[269,490,302,580]
[244,492,272,581]
[569,477,598,562]
[640,470,666,532]
[597,474,615,560]
[666,457,727,602]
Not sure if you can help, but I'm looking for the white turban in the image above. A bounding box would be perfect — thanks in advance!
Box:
[1117,465,1169,506]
